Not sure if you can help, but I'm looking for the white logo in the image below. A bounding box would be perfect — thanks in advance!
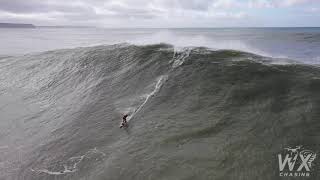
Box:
[278,145,317,177]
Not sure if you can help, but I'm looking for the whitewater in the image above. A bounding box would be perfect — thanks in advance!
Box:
[0,28,320,180]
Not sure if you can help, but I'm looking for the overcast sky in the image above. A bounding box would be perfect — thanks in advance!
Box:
[0,0,319,27]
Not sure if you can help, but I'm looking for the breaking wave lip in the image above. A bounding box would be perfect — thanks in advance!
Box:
[126,30,320,65]
[128,30,273,57]
[0,29,310,66]
[171,48,192,68]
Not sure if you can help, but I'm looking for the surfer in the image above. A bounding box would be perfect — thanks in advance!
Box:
[120,114,128,128]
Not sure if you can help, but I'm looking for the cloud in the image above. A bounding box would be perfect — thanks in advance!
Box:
[0,11,59,21]
[248,0,316,8]
[0,0,249,24]
[211,0,242,9]
[0,0,318,27]
[0,0,89,13]
[248,0,273,8]
[308,7,320,13]
[281,0,312,6]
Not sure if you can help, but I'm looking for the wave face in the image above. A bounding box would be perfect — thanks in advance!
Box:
[1,44,320,180]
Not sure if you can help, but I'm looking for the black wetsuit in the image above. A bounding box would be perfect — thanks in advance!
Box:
[122,115,128,123]
[120,115,128,128]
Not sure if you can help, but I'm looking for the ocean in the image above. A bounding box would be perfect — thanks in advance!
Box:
[0,27,320,180]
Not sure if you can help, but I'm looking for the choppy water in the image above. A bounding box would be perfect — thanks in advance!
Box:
[1,28,320,180]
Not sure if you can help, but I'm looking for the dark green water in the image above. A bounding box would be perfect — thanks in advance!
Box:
[0,44,320,180]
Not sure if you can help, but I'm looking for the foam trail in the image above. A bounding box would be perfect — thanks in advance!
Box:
[31,167,75,175]
[128,75,168,121]
[30,147,105,176]
[171,48,191,68]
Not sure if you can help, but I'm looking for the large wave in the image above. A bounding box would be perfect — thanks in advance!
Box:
[0,44,320,180]
[129,30,272,57]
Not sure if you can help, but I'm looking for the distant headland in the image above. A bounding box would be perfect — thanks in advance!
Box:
[0,23,36,28]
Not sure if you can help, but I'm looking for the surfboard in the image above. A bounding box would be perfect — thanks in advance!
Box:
[119,122,128,128]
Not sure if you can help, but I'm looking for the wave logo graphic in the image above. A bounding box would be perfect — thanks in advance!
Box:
[278,145,317,177]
